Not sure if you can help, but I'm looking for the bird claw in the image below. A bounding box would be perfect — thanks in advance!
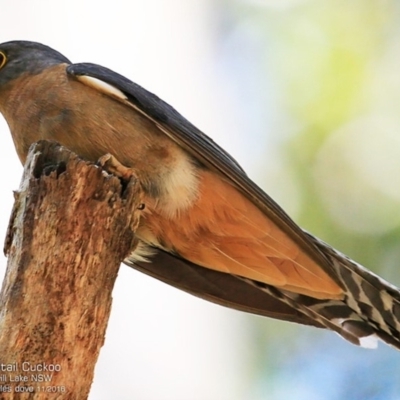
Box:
[98,153,136,180]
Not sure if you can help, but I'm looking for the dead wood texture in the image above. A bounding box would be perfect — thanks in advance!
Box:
[0,140,142,399]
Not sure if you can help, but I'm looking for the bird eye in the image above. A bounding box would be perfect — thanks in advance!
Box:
[0,52,6,69]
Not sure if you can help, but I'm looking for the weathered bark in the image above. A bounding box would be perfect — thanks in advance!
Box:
[0,140,142,399]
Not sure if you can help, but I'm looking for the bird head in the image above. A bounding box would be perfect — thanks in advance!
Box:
[0,41,70,88]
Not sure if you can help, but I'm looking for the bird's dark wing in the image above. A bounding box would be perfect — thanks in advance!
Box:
[66,62,336,283]
[126,248,323,328]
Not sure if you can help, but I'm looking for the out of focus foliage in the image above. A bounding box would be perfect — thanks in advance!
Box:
[219,1,400,398]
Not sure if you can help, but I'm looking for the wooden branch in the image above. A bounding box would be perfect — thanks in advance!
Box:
[0,140,142,399]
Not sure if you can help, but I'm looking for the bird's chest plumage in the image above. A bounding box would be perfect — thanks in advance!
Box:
[0,66,201,218]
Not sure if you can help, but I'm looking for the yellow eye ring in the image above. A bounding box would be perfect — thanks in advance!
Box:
[0,52,6,69]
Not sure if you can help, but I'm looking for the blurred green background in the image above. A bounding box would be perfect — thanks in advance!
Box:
[224,1,400,398]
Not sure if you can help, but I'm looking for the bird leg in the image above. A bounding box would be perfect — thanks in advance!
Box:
[98,153,146,213]
[97,153,135,180]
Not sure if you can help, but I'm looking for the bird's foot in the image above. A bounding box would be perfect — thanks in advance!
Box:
[98,153,135,180]
[98,153,146,211]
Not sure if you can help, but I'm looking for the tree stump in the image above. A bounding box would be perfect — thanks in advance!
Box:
[0,140,142,399]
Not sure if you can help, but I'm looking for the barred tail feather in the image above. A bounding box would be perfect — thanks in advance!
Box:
[129,240,400,349]
[310,233,400,349]
[237,232,400,349]
[238,277,379,348]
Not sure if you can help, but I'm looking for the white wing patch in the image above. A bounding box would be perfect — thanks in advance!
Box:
[77,75,128,100]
